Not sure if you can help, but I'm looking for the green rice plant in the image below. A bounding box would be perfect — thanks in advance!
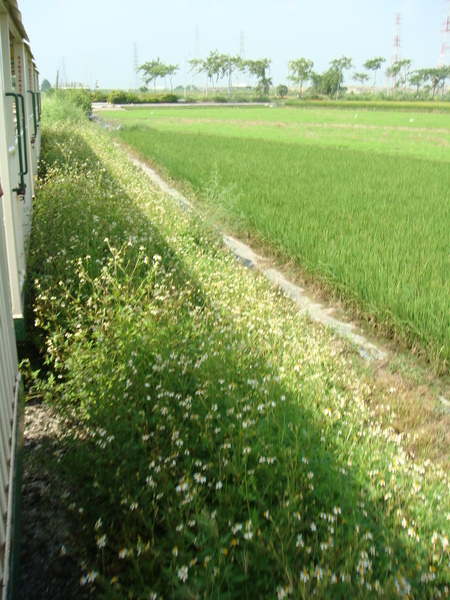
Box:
[102,105,450,131]
[114,119,450,374]
[284,99,450,113]
[25,108,450,598]
[102,105,450,162]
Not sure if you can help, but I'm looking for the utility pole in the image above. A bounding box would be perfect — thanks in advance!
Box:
[61,57,67,89]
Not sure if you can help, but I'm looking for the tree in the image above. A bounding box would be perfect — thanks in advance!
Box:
[218,54,242,100]
[396,59,412,92]
[309,71,323,94]
[277,84,288,98]
[287,58,314,96]
[438,65,450,100]
[385,59,412,94]
[428,68,442,99]
[204,50,221,94]
[425,66,450,100]
[309,69,340,97]
[189,51,221,97]
[138,57,166,92]
[165,64,179,92]
[244,58,272,96]
[385,62,401,96]
[160,63,169,92]
[40,78,52,92]
[188,57,204,85]
[330,56,353,99]
[409,69,429,95]
[353,72,369,86]
[363,57,386,90]
[321,67,342,97]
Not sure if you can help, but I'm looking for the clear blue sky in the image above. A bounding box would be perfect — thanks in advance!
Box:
[18,0,449,90]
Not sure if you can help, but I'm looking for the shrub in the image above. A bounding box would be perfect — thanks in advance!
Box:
[41,89,91,125]
[65,88,92,115]
[277,84,288,98]
[91,90,108,102]
[108,90,129,104]
[107,91,178,105]
[155,93,178,104]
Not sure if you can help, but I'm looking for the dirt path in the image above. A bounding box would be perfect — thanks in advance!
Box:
[19,401,91,599]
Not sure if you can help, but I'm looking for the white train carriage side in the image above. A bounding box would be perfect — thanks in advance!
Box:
[0,1,40,598]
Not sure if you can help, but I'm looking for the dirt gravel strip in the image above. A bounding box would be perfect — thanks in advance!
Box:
[19,400,91,600]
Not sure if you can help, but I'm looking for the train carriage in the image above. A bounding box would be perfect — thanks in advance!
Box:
[0,1,40,597]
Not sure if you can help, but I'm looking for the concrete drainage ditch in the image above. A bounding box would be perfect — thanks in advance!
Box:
[131,155,388,364]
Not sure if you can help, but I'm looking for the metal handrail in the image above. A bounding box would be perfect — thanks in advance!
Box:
[4,92,27,195]
[17,94,28,176]
[27,90,38,139]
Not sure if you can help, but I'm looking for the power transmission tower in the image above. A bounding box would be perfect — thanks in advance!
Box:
[388,13,401,89]
[133,42,139,90]
[392,14,401,70]
[194,25,200,59]
[236,30,247,86]
[438,0,450,67]
[192,26,200,87]
[61,57,67,89]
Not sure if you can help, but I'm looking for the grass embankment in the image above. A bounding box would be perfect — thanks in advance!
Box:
[103,106,450,373]
[26,104,450,598]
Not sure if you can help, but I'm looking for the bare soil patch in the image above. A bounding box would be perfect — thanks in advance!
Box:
[19,399,91,599]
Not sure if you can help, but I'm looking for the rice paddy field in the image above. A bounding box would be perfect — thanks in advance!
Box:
[100,104,450,373]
